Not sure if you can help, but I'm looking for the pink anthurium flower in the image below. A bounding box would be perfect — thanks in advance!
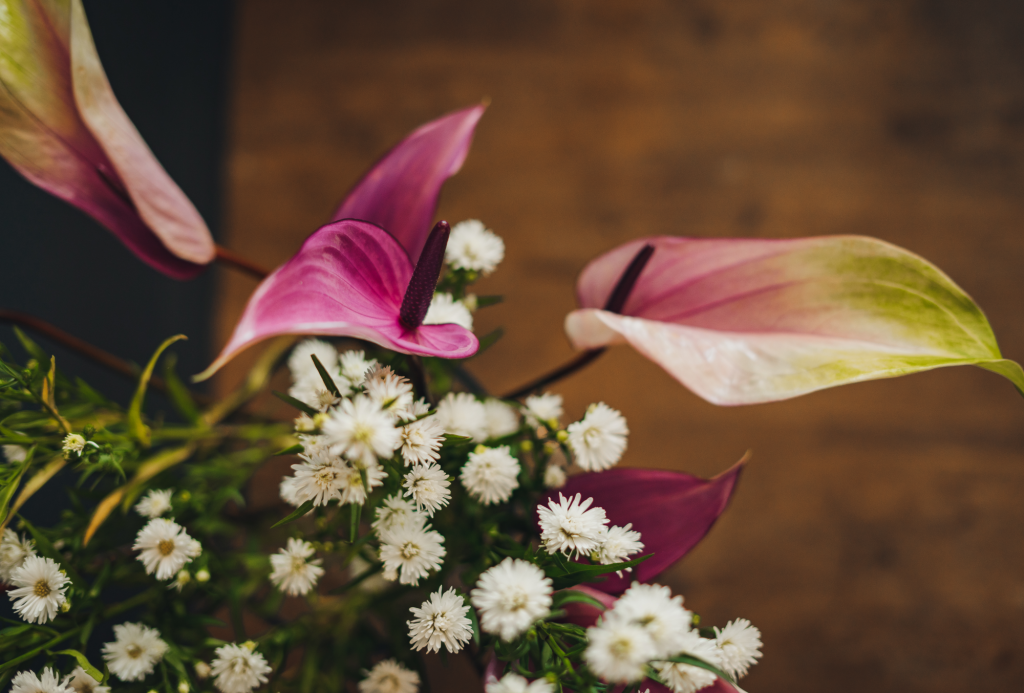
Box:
[549,459,745,594]
[566,236,1024,405]
[0,0,214,278]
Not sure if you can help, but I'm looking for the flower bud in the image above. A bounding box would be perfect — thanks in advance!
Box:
[195,568,210,583]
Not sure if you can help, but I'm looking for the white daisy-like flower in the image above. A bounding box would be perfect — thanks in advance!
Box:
[270,538,324,596]
[652,630,723,693]
[339,350,377,385]
[407,587,473,654]
[402,463,451,516]
[566,403,628,472]
[2,444,28,463]
[102,622,169,682]
[288,375,342,412]
[593,524,644,573]
[134,489,174,519]
[288,339,340,383]
[460,446,521,505]
[62,433,86,458]
[210,642,272,693]
[322,395,401,466]
[470,558,553,641]
[62,667,110,693]
[543,464,566,489]
[584,620,657,683]
[289,445,346,506]
[279,475,304,506]
[435,392,488,442]
[423,293,474,331]
[8,555,70,624]
[358,659,420,693]
[372,495,426,535]
[483,399,520,439]
[0,527,35,581]
[365,366,415,416]
[133,518,202,580]
[378,523,446,586]
[523,393,563,426]
[294,413,318,432]
[10,668,72,693]
[537,493,608,557]
[714,618,762,679]
[446,219,505,275]
[608,582,691,658]
[395,397,431,423]
[485,673,554,693]
[399,415,446,466]
[343,461,387,506]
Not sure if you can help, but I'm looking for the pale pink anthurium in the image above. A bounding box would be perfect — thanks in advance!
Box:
[566,236,1024,405]
[197,105,486,378]
[0,0,214,278]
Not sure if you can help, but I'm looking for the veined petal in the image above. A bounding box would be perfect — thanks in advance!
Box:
[569,236,1024,405]
[332,104,485,262]
[0,0,212,277]
[197,220,478,379]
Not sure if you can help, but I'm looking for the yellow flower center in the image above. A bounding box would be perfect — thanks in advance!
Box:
[33,579,51,598]
[158,539,176,556]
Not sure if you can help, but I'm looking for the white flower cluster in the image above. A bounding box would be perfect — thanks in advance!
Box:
[584,581,762,690]
[537,493,644,570]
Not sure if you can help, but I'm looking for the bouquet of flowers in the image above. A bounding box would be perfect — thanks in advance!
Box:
[1,3,1021,693]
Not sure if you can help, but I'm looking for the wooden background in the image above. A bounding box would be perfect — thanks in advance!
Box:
[214,1,1024,690]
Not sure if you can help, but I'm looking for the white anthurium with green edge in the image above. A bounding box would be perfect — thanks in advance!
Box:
[565,235,1024,406]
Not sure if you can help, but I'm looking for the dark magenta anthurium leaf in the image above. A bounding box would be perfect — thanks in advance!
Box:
[0,0,214,278]
[550,458,746,594]
[196,219,478,379]
[567,236,1024,405]
[332,104,486,263]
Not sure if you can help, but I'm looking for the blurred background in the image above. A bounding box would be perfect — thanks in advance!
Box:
[5,1,1024,691]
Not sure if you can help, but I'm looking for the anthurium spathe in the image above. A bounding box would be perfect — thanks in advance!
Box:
[566,236,1024,405]
[0,0,213,278]
[196,219,478,380]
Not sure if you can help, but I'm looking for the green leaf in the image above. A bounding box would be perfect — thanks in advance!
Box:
[162,353,201,424]
[127,334,187,446]
[273,443,304,456]
[12,327,47,364]
[271,500,315,529]
[310,354,340,397]
[548,554,652,590]
[0,454,31,527]
[657,653,736,686]
[551,590,609,612]
[53,650,103,682]
[474,295,504,308]
[272,390,318,416]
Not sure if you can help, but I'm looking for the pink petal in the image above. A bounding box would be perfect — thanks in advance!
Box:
[560,585,617,628]
[0,0,212,278]
[198,220,478,379]
[568,236,1024,404]
[553,460,745,594]
[332,105,485,262]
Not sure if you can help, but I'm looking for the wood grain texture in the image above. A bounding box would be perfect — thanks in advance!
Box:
[220,1,1024,689]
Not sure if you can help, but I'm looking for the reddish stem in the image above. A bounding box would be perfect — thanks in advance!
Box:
[214,244,271,279]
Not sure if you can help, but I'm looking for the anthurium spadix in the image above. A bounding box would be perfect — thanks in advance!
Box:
[566,236,1024,406]
[0,0,214,278]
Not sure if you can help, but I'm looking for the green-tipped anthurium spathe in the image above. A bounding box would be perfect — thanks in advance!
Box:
[0,0,214,278]
[566,236,1024,405]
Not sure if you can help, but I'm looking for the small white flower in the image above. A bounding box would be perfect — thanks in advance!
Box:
[608,582,691,658]
[288,376,342,412]
[133,518,202,580]
[62,433,86,458]
[365,366,415,416]
[566,403,628,472]
[523,393,563,426]
[423,293,474,331]
[170,570,191,592]
[372,495,426,535]
[435,392,488,442]
[339,350,377,384]
[446,219,505,275]
[403,463,451,516]
[714,618,762,679]
[483,399,520,439]
[2,444,28,463]
[270,538,324,596]
[543,464,566,489]
[195,662,212,680]
[288,339,340,383]
[460,446,521,505]
[407,587,473,654]
[584,620,657,683]
[102,622,169,682]
[471,558,553,641]
[594,524,644,573]
[652,630,723,693]
[340,460,387,506]
[399,415,446,466]
[395,397,431,423]
[210,642,272,693]
[134,489,174,519]
[358,659,420,693]
[0,527,35,581]
[378,523,446,586]
[294,413,317,432]
[8,555,69,624]
[485,673,554,693]
[10,668,72,693]
[289,445,346,506]
[322,395,400,466]
[279,475,304,507]
[63,666,110,693]
[537,493,608,557]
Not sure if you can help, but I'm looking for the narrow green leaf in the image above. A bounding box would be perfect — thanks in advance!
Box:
[162,353,201,424]
[272,390,318,416]
[350,502,359,543]
[273,443,304,456]
[53,649,103,682]
[474,295,504,308]
[658,653,736,686]
[127,334,187,446]
[310,354,340,397]
[12,327,47,364]
[551,590,608,611]
[271,500,315,529]
[0,454,31,527]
